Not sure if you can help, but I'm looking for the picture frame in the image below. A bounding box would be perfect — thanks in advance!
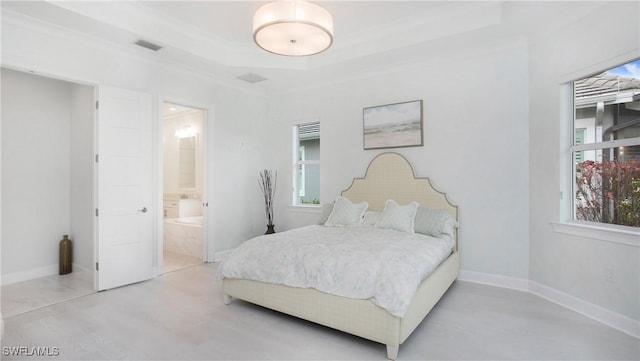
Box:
[363,100,423,150]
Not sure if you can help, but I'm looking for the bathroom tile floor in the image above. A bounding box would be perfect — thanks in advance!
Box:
[1,269,94,318]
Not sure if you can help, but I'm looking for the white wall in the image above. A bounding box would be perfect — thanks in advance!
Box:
[528,1,640,322]
[1,11,270,264]
[70,83,96,272]
[266,39,531,280]
[1,68,72,282]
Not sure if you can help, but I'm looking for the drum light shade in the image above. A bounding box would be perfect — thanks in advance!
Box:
[253,1,334,56]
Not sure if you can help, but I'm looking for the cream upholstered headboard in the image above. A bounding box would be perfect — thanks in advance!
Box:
[341,153,458,223]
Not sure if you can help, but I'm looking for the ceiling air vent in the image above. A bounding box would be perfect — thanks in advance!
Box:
[135,39,162,51]
[237,73,268,84]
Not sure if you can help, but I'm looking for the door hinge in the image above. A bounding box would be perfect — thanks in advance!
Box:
[95,208,99,217]
[95,154,99,163]
[96,262,99,271]
[95,100,99,110]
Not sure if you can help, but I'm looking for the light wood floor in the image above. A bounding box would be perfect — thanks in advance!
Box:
[1,269,94,318]
[2,263,638,360]
[1,251,201,319]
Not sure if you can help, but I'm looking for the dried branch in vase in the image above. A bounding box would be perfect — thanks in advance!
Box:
[259,169,277,230]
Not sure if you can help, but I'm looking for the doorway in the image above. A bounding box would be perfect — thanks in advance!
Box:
[161,102,206,273]
[1,68,95,316]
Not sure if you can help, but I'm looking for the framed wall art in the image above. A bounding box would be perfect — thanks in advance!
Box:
[363,100,423,150]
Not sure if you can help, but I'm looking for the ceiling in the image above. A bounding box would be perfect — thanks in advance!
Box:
[1,1,602,95]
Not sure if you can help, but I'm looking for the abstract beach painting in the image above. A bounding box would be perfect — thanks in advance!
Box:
[363,100,423,149]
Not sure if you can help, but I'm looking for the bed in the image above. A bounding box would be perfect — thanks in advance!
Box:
[220,152,459,360]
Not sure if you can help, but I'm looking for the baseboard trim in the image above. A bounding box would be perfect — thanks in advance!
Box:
[529,281,640,339]
[1,264,58,286]
[213,249,233,262]
[459,269,639,339]
[72,263,92,274]
[458,269,530,291]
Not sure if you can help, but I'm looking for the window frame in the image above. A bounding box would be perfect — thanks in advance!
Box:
[555,61,640,245]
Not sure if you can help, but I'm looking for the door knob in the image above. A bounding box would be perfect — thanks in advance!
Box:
[139,207,148,213]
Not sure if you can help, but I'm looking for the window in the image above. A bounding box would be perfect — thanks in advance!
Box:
[572,59,640,227]
[293,122,320,206]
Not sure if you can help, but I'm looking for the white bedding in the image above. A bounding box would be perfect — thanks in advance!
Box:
[218,225,453,317]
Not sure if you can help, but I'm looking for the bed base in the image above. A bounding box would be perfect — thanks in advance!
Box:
[223,250,459,360]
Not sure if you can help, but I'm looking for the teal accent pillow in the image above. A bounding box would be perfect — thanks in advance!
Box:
[414,207,457,238]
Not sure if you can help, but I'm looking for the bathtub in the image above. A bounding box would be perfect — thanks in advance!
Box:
[173,216,203,226]
[163,216,203,258]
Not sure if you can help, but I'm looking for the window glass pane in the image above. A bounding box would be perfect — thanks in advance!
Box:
[294,122,320,206]
[574,63,640,145]
[298,123,320,161]
[574,128,585,162]
[575,147,640,227]
[297,164,320,205]
[300,138,319,161]
[572,59,640,228]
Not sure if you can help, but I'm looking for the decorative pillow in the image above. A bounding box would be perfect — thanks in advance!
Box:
[362,211,382,226]
[317,203,334,225]
[414,207,458,238]
[324,196,368,226]
[375,199,419,233]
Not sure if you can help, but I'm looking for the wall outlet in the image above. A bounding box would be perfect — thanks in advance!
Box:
[605,267,617,284]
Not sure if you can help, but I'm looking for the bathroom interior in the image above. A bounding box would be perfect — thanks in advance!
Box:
[162,102,205,273]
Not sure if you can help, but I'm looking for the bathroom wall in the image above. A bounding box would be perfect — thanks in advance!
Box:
[163,109,204,200]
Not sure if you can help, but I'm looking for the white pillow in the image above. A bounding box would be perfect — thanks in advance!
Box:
[362,211,382,226]
[414,207,458,238]
[375,199,419,233]
[317,203,334,224]
[324,196,368,226]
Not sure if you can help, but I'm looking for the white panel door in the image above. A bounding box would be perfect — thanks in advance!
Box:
[97,86,153,290]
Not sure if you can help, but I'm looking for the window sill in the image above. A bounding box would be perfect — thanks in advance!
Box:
[551,221,639,247]
[288,205,322,214]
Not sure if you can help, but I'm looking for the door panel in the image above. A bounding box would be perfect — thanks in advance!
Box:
[97,86,153,290]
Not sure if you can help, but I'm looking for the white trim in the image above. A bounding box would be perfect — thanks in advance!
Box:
[571,137,640,152]
[458,270,530,292]
[214,249,234,262]
[459,270,640,339]
[288,205,323,214]
[72,263,93,275]
[558,49,640,84]
[1,264,58,286]
[552,221,640,247]
[529,281,640,339]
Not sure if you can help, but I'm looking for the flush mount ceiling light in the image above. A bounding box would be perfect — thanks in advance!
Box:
[253,1,333,56]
